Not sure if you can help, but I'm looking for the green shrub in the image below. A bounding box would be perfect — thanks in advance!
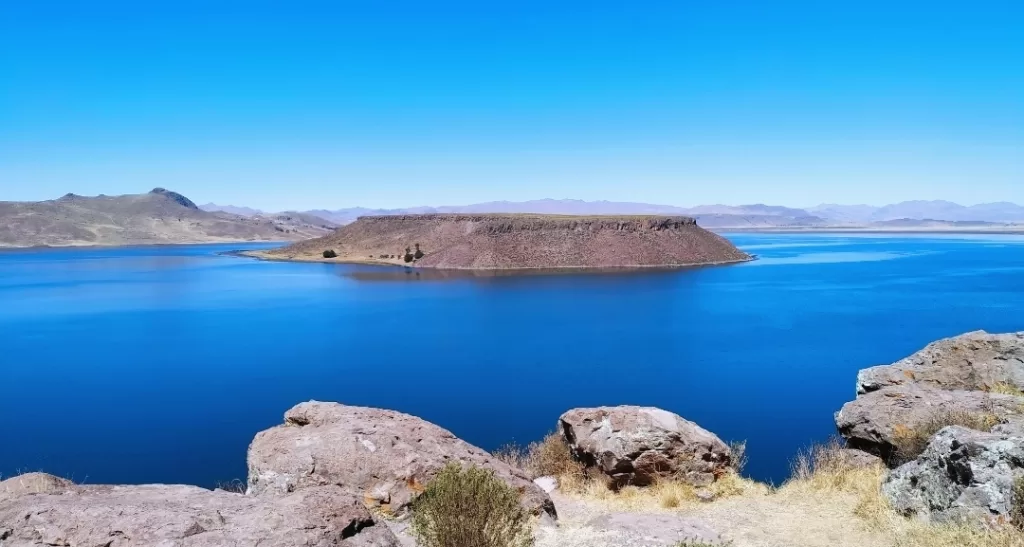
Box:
[412,463,533,547]
[414,243,425,259]
[322,249,337,259]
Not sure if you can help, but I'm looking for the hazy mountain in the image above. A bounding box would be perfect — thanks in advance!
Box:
[304,200,826,228]
[0,189,335,248]
[810,201,1024,223]
[807,204,879,223]
[200,203,264,217]
[201,197,1023,231]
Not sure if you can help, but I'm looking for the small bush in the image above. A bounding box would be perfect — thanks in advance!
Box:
[412,463,533,547]
[414,243,425,259]
[791,437,850,481]
[215,478,247,494]
[990,383,1024,397]
[728,440,748,474]
[890,409,1001,465]
[1012,475,1024,530]
[322,249,337,259]
[528,432,584,479]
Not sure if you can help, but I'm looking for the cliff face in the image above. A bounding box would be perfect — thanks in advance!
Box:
[268,213,751,270]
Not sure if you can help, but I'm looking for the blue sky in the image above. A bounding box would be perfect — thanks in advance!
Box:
[1,1,1022,211]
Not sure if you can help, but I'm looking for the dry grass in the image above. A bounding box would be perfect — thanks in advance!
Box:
[889,408,1002,465]
[493,432,587,482]
[778,439,1024,547]
[553,437,1024,547]
[990,383,1024,397]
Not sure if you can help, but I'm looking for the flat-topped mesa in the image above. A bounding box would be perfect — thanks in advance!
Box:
[357,214,699,232]
[265,213,751,270]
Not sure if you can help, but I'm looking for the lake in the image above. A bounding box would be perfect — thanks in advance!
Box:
[2,233,1024,486]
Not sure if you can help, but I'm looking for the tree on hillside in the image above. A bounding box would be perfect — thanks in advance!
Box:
[414,243,424,260]
[404,246,414,263]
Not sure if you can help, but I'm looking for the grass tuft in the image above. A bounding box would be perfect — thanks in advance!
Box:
[889,409,1002,466]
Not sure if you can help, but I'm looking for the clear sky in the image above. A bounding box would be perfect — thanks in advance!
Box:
[1,1,1022,211]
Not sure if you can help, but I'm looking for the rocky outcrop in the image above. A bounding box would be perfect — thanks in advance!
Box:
[883,426,1024,526]
[247,401,555,517]
[264,213,752,270]
[836,331,1024,461]
[0,474,399,546]
[559,406,732,487]
[835,384,1023,459]
[857,331,1024,395]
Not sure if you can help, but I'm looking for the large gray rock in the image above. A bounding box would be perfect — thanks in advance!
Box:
[857,331,1024,395]
[835,384,1024,459]
[247,401,555,517]
[559,406,731,487]
[883,426,1024,526]
[0,474,399,546]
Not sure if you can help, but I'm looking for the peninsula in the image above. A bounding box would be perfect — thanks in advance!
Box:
[0,189,337,248]
[253,213,752,270]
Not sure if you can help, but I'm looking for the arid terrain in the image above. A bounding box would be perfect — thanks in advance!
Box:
[0,189,337,248]
[255,213,752,270]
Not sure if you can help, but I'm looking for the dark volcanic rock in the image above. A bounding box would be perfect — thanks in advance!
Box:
[247,401,555,517]
[0,474,398,546]
[559,406,732,487]
[883,426,1024,526]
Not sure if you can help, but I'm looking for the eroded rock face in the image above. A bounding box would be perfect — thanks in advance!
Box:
[0,474,399,547]
[883,426,1024,526]
[559,406,731,487]
[857,331,1024,395]
[835,384,1024,460]
[247,401,555,517]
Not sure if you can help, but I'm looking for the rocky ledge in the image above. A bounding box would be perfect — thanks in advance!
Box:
[259,213,752,270]
[835,330,1024,526]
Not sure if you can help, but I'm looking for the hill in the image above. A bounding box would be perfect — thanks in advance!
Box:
[258,213,751,270]
[0,189,336,248]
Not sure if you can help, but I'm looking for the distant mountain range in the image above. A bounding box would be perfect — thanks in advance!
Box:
[1,190,337,248]
[202,199,1024,229]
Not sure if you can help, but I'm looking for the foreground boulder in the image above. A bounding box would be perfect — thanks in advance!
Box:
[857,331,1024,395]
[883,426,1024,526]
[835,384,1024,460]
[0,474,399,546]
[247,401,555,517]
[559,406,731,487]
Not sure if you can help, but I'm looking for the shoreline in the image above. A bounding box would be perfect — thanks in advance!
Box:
[0,239,292,252]
[238,249,757,271]
[713,227,1024,235]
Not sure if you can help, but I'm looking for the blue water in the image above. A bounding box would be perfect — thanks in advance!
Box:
[2,234,1024,486]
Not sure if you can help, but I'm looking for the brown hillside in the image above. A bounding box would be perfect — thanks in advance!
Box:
[0,189,337,248]
[264,214,751,270]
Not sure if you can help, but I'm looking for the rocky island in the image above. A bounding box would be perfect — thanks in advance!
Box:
[253,213,752,270]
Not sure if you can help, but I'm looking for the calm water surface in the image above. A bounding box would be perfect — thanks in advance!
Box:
[2,234,1024,485]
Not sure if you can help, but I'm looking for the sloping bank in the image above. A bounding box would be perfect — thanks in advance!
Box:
[248,213,752,270]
